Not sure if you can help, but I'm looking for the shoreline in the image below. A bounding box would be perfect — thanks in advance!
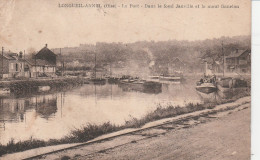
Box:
[0,95,251,159]
[0,77,84,95]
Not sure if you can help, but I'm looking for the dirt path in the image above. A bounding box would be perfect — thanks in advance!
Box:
[33,102,250,160]
[78,104,250,160]
[1,97,250,160]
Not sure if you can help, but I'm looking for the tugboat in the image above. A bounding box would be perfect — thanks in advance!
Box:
[196,74,217,94]
[196,56,218,94]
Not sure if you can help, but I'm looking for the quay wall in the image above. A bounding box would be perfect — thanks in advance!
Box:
[0,77,84,93]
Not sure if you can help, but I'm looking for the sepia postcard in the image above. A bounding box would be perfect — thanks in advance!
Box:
[0,0,251,159]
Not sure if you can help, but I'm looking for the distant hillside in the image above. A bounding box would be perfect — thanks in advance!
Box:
[50,35,250,72]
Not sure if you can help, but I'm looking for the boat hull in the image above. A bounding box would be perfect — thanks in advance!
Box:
[159,76,181,82]
[196,83,217,94]
[90,78,106,85]
[217,84,230,92]
[108,77,120,84]
[149,76,159,80]
[119,80,162,94]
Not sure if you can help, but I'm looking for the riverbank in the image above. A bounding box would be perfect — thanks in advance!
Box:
[75,101,250,160]
[0,96,251,159]
[0,103,207,157]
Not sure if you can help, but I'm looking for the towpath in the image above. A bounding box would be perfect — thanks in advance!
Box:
[1,97,250,160]
[38,99,251,160]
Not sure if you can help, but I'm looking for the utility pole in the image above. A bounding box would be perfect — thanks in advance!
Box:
[222,41,225,77]
[2,47,4,79]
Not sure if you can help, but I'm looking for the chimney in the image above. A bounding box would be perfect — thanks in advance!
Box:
[19,51,23,58]
[45,44,48,48]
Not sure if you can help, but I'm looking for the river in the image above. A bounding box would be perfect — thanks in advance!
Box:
[0,78,227,145]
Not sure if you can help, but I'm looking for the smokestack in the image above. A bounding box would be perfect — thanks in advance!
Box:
[19,51,23,58]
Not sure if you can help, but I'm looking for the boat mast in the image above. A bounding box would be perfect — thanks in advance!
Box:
[110,61,112,76]
[205,61,208,75]
[222,41,224,77]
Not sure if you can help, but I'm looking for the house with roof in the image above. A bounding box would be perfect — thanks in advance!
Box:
[154,57,186,75]
[0,51,26,78]
[168,57,186,74]
[26,44,57,78]
[171,57,185,70]
[225,49,251,73]
[199,51,223,73]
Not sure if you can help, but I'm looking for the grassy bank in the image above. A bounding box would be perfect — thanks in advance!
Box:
[0,91,250,157]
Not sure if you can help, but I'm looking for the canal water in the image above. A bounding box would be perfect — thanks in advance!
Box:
[0,78,224,145]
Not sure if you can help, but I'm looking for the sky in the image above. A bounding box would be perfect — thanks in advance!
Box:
[0,0,251,52]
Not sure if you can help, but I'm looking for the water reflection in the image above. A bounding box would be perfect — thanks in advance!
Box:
[0,95,58,123]
[0,80,214,144]
[35,95,58,119]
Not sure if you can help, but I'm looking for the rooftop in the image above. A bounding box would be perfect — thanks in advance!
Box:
[26,59,56,66]
[226,49,250,58]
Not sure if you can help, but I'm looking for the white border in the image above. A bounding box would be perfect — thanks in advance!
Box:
[251,1,260,159]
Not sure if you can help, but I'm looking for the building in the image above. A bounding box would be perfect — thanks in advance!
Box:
[225,49,251,73]
[170,57,185,71]
[26,44,57,78]
[167,57,186,74]
[199,51,223,73]
[0,51,27,78]
[153,57,186,75]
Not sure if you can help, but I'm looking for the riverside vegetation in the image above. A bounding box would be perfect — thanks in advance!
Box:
[0,89,250,157]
